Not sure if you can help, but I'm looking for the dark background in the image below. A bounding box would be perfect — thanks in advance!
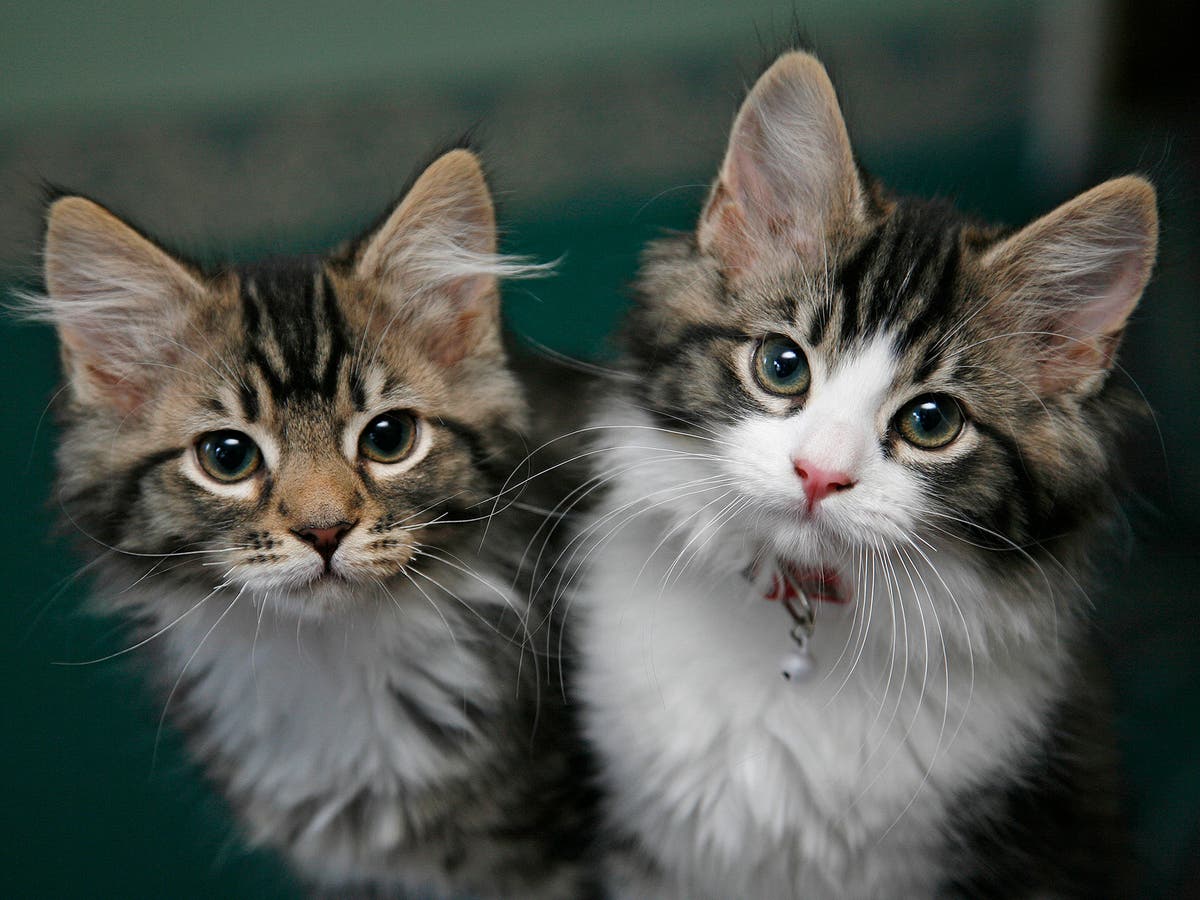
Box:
[2,2,1196,896]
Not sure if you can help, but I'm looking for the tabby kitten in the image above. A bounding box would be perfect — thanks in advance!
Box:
[574,52,1156,898]
[34,149,595,898]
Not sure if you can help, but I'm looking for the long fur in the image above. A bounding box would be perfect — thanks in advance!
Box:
[572,50,1153,899]
[35,151,598,898]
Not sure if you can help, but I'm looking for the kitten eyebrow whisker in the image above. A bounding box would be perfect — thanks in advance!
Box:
[184,318,252,395]
[143,329,244,397]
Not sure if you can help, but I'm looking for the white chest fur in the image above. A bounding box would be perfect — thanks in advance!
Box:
[576,510,1066,899]
[142,572,511,886]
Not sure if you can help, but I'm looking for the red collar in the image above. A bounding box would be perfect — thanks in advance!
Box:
[763,562,848,606]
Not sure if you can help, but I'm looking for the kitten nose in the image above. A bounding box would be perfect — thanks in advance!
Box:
[292,521,355,565]
[792,459,856,511]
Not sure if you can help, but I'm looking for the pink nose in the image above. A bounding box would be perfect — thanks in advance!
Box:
[793,459,856,511]
[292,521,355,566]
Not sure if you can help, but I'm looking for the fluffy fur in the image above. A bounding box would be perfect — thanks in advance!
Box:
[573,51,1155,898]
[34,149,597,898]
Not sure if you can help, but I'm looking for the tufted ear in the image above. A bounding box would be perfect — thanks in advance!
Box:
[698,51,866,285]
[40,196,205,415]
[983,176,1158,395]
[355,149,541,366]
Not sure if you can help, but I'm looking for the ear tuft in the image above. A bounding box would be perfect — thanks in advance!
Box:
[354,149,549,365]
[31,196,204,414]
[984,175,1158,394]
[698,51,864,284]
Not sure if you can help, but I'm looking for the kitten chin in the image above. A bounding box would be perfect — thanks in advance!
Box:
[34,148,599,898]
[575,50,1149,898]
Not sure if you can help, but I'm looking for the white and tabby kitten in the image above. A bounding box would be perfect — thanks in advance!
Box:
[574,52,1156,898]
[33,149,596,898]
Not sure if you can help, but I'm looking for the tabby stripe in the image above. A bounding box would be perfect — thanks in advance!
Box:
[838,229,883,343]
[388,687,468,750]
[241,280,289,399]
[110,447,185,540]
[200,396,228,415]
[863,223,909,334]
[902,231,962,364]
[239,382,260,423]
[415,667,491,730]
[240,264,352,400]
[349,374,368,412]
[971,421,1038,542]
[641,323,747,378]
[668,322,747,352]
[771,293,798,325]
[241,280,262,336]
[249,350,288,401]
[318,271,348,397]
[436,416,509,485]
[807,298,833,347]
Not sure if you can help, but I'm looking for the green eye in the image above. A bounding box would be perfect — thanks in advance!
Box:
[895,395,965,449]
[753,334,811,396]
[359,411,418,463]
[196,431,262,482]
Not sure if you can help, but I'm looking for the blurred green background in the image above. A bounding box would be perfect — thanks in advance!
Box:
[2,1,1196,896]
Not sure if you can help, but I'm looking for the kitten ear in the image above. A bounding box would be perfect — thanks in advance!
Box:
[355,149,521,366]
[983,176,1158,395]
[698,51,865,284]
[40,196,205,415]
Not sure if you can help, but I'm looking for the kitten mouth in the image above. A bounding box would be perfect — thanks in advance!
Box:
[765,564,848,606]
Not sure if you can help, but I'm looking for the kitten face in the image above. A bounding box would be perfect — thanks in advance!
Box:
[129,263,517,606]
[40,149,533,616]
[624,52,1157,580]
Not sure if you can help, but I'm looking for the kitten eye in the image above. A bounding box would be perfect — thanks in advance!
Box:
[895,395,964,449]
[753,334,811,396]
[359,411,418,464]
[196,431,262,482]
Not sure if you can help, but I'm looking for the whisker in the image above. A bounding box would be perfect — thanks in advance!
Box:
[152,583,241,768]
[54,580,231,666]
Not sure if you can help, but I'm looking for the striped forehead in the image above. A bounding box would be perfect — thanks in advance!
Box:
[805,199,967,381]
[235,260,366,417]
